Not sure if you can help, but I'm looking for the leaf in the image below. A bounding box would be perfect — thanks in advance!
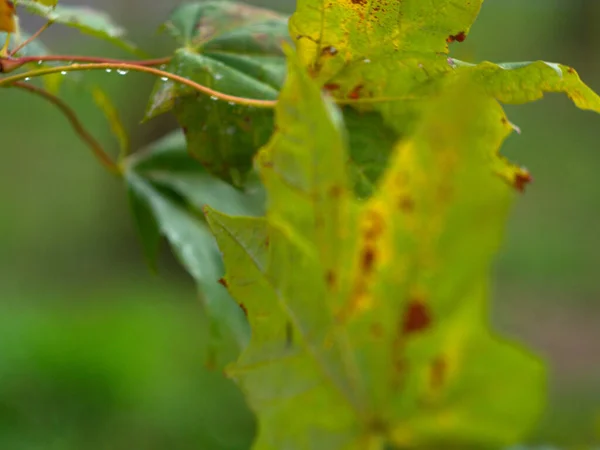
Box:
[90,85,129,160]
[290,0,600,196]
[145,1,290,184]
[205,55,546,449]
[17,0,138,53]
[0,0,15,33]
[124,130,267,367]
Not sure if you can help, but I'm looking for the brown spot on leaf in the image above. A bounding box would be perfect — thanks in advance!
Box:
[430,356,446,389]
[239,303,248,317]
[218,278,228,288]
[351,0,367,4]
[321,45,338,56]
[402,300,431,335]
[514,171,533,192]
[398,196,415,212]
[323,83,340,92]
[447,31,466,43]
[363,209,385,241]
[329,185,343,198]
[361,246,376,272]
[348,84,364,100]
[325,270,336,289]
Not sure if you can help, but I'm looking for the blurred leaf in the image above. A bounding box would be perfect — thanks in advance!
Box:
[90,85,129,159]
[146,1,290,184]
[124,130,264,366]
[205,54,545,449]
[0,0,15,33]
[18,0,138,53]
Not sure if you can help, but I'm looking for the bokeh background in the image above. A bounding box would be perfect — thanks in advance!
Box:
[1,0,598,448]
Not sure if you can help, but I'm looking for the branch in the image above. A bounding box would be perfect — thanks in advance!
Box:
[10,21,53,56]
[12,81,120,175]
[0,62,277,108]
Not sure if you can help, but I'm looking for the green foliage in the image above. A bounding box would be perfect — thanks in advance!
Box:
[1,0,599,449]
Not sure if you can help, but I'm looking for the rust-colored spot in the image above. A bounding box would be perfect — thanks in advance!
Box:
[398,196,415,212]
[351,0,367,4]
[402,300,431,335]
[514,171,533,192]
[323,83,340,92]
[218,277,228,288]
[363,209,385,241]
[446,31,466,43]
[325,270,336,288]
[501,117,508,125]
[361,246,376,272]
[348,84,364,100]
[265,236,270,248]
[567,67,575,74]
[430,357,446,389]
[321,45,338,56]
[329,185,343,198]
[239,302,248,317]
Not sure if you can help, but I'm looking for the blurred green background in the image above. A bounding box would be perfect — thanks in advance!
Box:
[1,0,598,448]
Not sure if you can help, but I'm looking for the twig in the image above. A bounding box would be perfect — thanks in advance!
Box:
[0,62,277,108]
[12,81,120,175]
[10,21,53,56]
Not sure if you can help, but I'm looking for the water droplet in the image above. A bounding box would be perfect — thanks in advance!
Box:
[117,69,128,75]
[37,60,43,65]
[214,73,223,80]
[105,69,112,73]
[24,77,30,81]
[228,101,235,106]
[160,77,168,81]
[363,58,371,63]
[210,96,218,101]
[60,71,67,75]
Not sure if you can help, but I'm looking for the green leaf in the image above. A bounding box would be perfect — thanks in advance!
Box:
[205,54,545,449]
[145,1,290,184]
[18,0,138,53]
[124,130,267,367]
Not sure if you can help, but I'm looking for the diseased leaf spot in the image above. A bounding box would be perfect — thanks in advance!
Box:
[321,45,338,56]
[348,84,364,100]
[361,246,376,272]
[239,302,248,317]
[514,171,532,192]
[402,300,431,335]
[325,270,336,289]
[323,83,340,92]
[329,185,343,198]
[446,31,466,43]
[218,277,228,288]
[398,196,414,212]
[430,356,446,389]
[363,209,385,240]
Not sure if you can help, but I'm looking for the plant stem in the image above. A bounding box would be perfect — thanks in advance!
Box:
[12,55,172,67]
[10,21,53,56]
[12,81,120,175]
[0,62,277,108]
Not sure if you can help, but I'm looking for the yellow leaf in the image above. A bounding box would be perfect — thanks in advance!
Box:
[0,0,16,33]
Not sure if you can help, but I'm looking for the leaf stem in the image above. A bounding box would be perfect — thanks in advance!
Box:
[0,62,277,108]
[12,81,120,175]
[12,55,172,67]
[10,21,53,56]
